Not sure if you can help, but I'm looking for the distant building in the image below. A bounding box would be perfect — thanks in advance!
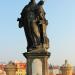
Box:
[0,64,5,71]
[73,66,75,74]
[0,61,26,75]
[49,64,53,74]
[73,73,75,75]
[0,64,6,75]
[60,60,73,75]
[16,62,26,75]
[4,61,17,75]
[56,74,62,75]
[49,65,60,75]
[0,70,6,75]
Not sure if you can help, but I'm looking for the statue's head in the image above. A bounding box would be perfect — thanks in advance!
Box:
[38,0,44,6]
[31,0,35,3]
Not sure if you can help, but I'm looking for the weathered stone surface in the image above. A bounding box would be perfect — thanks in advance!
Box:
[23,50,50,75]
[17,0,49,51]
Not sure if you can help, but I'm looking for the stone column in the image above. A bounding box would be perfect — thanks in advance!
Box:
[23,49,50,75]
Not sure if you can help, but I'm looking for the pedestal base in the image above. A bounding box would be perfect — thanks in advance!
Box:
[23,50,50,75]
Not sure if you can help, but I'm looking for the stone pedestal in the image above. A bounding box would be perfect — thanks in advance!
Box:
[23,49,50,75]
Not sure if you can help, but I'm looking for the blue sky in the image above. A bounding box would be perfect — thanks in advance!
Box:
[0,0,75,65]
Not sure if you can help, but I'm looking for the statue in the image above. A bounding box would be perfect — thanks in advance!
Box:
[17,0,49,51]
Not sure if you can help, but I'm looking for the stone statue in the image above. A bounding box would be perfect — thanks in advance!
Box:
[17,0,49,51]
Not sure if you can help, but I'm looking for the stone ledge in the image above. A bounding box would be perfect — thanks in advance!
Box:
[23,51,51,58]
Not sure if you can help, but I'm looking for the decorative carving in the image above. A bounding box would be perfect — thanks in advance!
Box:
[17,0,49,51]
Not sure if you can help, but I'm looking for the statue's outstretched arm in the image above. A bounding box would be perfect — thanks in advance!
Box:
[17,17,24,28]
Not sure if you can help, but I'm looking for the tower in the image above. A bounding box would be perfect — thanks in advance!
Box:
[60,60,73,75]
[4,61,17,75]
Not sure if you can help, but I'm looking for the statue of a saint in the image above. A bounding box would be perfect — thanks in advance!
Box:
[17,0,49,51]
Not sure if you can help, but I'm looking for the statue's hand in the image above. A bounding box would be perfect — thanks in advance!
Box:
[17,18,20,21]
[19,24,23,28]
[17,18,23,28]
